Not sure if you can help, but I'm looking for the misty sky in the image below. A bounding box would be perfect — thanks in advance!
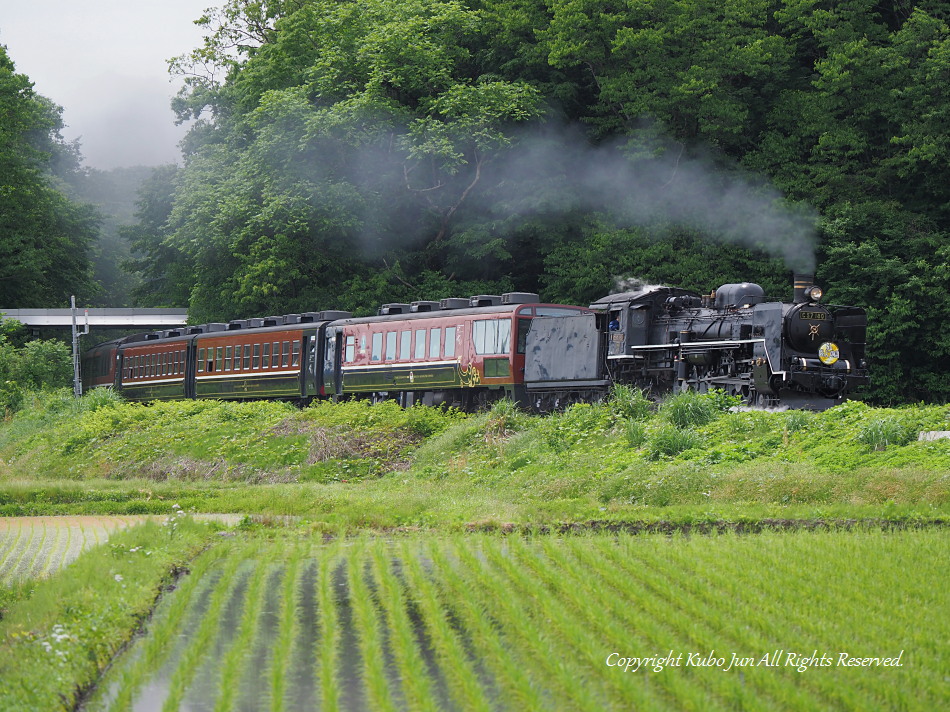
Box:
[1,0,209,170]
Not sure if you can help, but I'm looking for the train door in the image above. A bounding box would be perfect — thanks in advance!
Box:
[322,326,344,398]
[184,338,198,399]
[302,329,319,398]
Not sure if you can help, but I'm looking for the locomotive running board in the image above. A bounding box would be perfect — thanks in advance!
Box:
[609,339,787,380]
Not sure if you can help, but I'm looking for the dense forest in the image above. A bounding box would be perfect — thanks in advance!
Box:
[2,1,949,404]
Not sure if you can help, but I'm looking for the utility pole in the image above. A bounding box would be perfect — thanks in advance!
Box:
[71,296,89,397]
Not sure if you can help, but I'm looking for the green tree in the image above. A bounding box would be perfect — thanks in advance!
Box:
[0,46,99,308]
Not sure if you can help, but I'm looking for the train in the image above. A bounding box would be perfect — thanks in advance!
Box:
[81,273,868,411]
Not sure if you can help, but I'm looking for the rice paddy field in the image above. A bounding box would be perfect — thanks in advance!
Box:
[9,528,940,712]
[2,392,949,710]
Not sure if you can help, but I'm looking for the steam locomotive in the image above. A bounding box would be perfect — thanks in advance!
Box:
[82,274,868,410]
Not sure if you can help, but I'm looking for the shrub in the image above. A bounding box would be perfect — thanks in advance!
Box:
[608,384,653,421]
[623,420,648,448]
[660,390,717,428]
[857,417,917,450]
[648,425,705,459]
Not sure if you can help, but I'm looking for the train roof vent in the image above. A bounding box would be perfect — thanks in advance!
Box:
[245,318,264,328]
[410,300,441,312]
[162,329,183,338]
[263,316,283,326]
[226,320,248,330]
[282,313,302,324]
[470,294,502,307]
[379,303,410,315]
[440,298,469,310]
[502,292,539,305]
[185,326,205,335]
[143,332,161,340]
[205,323,227,332]
[318,310,352,320]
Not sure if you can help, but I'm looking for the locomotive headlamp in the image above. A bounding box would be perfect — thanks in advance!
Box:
[806,286,823,302]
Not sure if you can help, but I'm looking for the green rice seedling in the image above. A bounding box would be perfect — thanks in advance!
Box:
[3,521,40,585]
[316,540,343,712]
[535,537,729,710]
[450,538,606,711]
[494,536,684,711]
[102,541,230,712]
[37,522,69,578]
[585,537,821,710]
[161,543,254,712]
[268,544,305,712]
[424,540,544,710]
[399,541,492,712]
[0,521,25,581]
[369,542,439,712]
[213,546,273,712]
[346,541,396,712]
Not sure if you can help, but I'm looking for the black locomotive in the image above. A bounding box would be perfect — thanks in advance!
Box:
[82,274,867,411]
[525,273,868,410]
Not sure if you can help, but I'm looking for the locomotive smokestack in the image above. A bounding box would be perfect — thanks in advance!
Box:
[793,273,815,304]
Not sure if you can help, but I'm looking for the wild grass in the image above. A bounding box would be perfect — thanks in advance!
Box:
[1,391,949,531]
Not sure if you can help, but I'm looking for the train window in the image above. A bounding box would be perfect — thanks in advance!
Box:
[445,327,457,358]
[372,333,383,361]
[517,319,531,354]
[243,345,251,369]
[400,331,411,360]
[198,348,205,373]
[233,346,241,371]
[473,319,511,355]
[253,344,261,369]
[263,343,271,369]
[385,332,396,361]
[415,330,426,359]
[429,328,441,359]
[225,346,233,371]
[273,343,280,367]
[345,335,356,362]
[291,341,300,367]
[215,347,224,373]
[282,341,291,367]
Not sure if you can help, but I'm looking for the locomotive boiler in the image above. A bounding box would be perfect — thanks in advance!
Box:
[523,274,868,410]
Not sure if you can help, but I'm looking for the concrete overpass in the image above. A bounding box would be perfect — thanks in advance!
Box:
[1,308,188,331]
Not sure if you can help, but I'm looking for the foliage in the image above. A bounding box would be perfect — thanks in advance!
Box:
[0,46,99,308]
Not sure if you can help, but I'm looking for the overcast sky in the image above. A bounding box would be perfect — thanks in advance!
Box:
[1,0,211,170]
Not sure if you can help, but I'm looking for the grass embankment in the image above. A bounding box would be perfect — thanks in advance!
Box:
[23,527,948,712]
[0,388,948,529]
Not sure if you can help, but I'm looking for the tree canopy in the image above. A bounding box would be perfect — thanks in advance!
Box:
[114,1,950,403]
[0,45,99,307]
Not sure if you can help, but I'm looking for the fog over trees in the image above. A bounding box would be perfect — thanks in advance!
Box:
[3,2,950,403]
